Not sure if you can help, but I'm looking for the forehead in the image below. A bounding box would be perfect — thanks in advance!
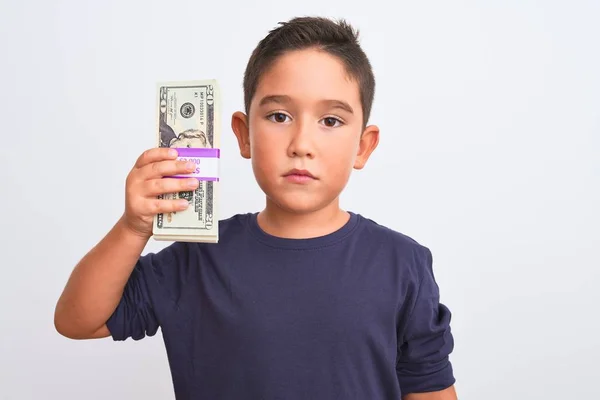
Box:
[252,48,361,109]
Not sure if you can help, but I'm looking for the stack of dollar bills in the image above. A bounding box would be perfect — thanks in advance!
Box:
[152,80,221,243]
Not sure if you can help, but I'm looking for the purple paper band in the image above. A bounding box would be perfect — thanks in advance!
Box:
[168,176,219,181]
[174,147,220,158]
[164,147,220,181]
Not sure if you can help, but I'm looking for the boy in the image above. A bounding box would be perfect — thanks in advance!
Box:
[54,16,457,400]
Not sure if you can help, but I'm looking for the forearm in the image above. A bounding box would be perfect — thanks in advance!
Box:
[54,215,149,338]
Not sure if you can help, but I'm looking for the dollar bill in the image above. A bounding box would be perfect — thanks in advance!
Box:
[152,80,221,243]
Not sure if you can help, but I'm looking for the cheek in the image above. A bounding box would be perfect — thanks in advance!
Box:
[322,136,359,171]
[249,124,280,175]
[252,147,275,177]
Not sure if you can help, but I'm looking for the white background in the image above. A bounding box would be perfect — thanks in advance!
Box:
[1,0,598,399]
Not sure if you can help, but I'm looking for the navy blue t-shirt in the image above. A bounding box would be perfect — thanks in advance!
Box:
[106,212,455,399]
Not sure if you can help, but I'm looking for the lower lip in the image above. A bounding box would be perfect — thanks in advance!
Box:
[284,174,315,183]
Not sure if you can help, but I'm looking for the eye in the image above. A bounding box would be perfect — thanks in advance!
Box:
[320,116,343,128]
[267,112,291,123]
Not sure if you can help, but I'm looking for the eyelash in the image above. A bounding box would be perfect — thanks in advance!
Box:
[265,112,345,127]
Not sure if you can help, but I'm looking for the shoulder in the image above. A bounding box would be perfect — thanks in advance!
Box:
[354,213,433,278]
[139,213,255,280]
[355,213,429,253]
[217,212,253,235]
[215,212,256,246]
[187,212,256,254]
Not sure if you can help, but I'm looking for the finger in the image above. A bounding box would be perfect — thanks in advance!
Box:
[143,198,190,216]
[144,177,199,196]
[140,158,196,179]
[135,147,178,169]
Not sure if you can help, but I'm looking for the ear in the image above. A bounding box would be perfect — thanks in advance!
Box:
[354,124,380,170]
[231,111,251,159]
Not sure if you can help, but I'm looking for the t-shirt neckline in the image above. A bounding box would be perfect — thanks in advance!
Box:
[246,211,360,250]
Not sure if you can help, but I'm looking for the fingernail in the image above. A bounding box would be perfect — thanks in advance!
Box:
[179,200,189,208]
[188,179,198,187]
[169,149,178,157]
[186,162,196,170]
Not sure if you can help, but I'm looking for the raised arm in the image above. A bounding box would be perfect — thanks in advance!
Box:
[53,147,198,339]
[53,217,150,339]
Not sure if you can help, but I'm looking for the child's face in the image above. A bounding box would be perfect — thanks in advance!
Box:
[232,48,379,214]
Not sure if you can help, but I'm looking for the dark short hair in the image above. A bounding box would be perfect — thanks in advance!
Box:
[243,16,375,128]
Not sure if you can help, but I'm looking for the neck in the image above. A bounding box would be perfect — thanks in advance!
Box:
[257,197,349,239]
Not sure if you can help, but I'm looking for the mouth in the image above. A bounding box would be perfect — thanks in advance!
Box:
[283,168,317,183]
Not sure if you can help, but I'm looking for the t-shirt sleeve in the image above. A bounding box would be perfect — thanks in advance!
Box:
[105,241,190,341]
[396,245,456,394]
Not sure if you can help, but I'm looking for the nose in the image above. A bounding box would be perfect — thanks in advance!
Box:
[286,120,315,159]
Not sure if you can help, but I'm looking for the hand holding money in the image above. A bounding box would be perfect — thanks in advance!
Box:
[122,147,200,239]
[152,80,221,243]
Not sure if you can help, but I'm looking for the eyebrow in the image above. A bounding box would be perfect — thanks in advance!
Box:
[258,95,354,114]
[259,94,291,107]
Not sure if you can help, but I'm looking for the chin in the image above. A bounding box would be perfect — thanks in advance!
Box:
[254,172,344,214]
[267,191,336,215]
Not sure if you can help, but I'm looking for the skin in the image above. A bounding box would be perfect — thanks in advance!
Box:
[232,47,456,400]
